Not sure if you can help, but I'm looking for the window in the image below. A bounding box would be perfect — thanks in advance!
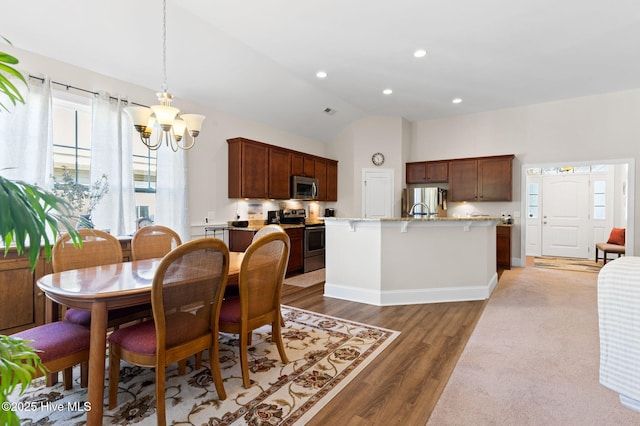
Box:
[593,180,606,220]
[51,91,156,220]
[527,182,539,219]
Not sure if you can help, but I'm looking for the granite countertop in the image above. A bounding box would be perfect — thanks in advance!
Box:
[322,216,503,222]
[226,219,323,231]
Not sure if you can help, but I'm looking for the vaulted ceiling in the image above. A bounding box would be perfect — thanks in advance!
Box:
[3,1,640,142]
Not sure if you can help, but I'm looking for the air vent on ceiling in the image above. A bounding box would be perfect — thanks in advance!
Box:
[323,107,336,115]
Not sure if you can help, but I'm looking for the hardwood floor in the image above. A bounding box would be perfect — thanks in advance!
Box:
[281,281,489,425]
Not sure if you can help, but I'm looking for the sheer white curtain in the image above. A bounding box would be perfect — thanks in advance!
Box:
[0,75,53,186]
[90,92,136,236]
[155,145,190,241]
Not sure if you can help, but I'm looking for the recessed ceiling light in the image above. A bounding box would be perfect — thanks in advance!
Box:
[316,71,328,79]
[452,98,462,104]
[414,49,427,58]
[383,88,393,95]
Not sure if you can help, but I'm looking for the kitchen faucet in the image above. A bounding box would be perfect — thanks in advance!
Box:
[408,202,431,216]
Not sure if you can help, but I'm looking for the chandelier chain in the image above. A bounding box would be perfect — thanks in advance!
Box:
[162,0,167,92]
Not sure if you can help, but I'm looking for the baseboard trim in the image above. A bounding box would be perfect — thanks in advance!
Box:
[324,273,498,306]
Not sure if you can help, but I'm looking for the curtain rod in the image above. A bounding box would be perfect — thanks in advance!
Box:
[28,74,148,107]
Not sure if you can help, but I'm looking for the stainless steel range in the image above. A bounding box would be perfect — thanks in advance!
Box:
[280,209,325,273]
[303,222,325,273]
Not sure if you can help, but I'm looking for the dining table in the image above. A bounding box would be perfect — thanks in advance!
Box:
[36,250,243,425]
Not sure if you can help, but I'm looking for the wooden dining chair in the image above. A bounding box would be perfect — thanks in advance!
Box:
[131,225,182,261]
[108,238,229,425]
[251,224,285,243]
[52,229,152,329]
[219,231,290,388]
[10,321,91,389]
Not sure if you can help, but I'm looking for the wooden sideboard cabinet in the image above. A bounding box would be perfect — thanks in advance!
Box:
[0,249,49,334]
[0,237,133,334]
[497,225,512,270]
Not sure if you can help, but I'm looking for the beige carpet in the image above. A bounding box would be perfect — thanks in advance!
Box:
[428,265,640,425]
[284,268,325,288]
[534,256,604,273]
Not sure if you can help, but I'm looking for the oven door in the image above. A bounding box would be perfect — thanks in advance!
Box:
[304,226,325,257]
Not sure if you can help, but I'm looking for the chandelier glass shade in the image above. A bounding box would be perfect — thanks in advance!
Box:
[124,0,205,151]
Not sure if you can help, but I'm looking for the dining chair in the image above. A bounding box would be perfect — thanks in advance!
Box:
[251,224,285,243]
[219,231,290,388]
[131,225,182,261]
[52,229,152,328]
[107,238,229,425]
[10,321,91,389]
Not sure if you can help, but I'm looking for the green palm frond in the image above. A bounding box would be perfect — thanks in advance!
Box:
[0,43,26,112]
[0,175,83,269]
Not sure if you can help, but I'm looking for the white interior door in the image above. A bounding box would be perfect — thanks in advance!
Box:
[542,174,589,258]
[362,169,393,218]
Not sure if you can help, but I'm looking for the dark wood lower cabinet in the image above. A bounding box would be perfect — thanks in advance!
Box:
[497,225,512,270]
[228,228,304,275]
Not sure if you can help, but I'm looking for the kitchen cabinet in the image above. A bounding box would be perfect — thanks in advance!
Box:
[286,228,304,273]
[228,137,338,200]
[406,161,448,184]
[269,148,291,199]
[227,228,304,274]
[0,238,132,334]
[449,155,514,202]
[291,153,316,178]
[326,160,338,201]
[228,138,268,198]
[497,225,512,270]
[228,229,256,252]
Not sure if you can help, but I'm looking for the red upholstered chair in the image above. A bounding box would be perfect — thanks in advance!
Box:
[53,229,152,328]
[219,231,290,388]
[11,321,91,389]
[596,228,626,265]
[108,238,229,425]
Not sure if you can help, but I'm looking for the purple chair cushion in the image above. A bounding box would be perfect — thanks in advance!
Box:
[219,297,241,324]
[11,322,91,363]
[65,304,152,327]
[108,312,210,355]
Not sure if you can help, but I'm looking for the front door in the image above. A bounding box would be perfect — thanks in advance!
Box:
[541,174,590,258]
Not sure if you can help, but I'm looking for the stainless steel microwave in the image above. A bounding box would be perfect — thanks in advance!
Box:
[291,175,318,200]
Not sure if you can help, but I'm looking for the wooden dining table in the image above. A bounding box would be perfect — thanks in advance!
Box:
[36,251,243,425]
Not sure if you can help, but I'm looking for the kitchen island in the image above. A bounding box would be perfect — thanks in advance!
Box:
[323,217,502,306]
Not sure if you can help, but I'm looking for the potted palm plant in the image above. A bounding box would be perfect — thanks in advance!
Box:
[0,38,83,426]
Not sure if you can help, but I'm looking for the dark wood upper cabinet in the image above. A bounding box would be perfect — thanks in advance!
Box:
[228,138,268,199]
[406,161,448,184]
[268,148,291,199]
[228,137,338,200]
[478,156,513,201]
[326,160,338,201]
[449,155,513,202]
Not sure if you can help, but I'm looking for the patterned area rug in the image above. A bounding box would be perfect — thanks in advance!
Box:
[283,269,325,288]
[534,256,604,273]
[11,306,398,425]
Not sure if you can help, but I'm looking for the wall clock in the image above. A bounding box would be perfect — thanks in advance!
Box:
[371,152,385,166]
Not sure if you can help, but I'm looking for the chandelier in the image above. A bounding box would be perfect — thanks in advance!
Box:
[124,0,205,151]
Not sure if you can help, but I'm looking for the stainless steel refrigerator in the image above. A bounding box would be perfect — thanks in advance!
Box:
[405,187,447,217]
